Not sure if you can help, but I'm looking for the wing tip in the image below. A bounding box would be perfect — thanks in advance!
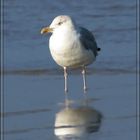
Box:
[97,48,101,51]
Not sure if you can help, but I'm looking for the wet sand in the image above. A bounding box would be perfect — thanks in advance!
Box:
[3,68,137,140]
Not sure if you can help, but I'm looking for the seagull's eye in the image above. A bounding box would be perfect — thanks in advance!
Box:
[58,22,63,25]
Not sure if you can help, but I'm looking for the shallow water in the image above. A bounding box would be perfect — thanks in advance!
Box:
[2,0,138,140]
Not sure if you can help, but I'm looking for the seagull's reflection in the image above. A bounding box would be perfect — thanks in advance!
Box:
[54,95,102,140]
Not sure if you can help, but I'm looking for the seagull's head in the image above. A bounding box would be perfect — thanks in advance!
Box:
[41,15,75,34]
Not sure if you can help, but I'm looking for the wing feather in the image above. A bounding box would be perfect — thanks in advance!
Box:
[79,27,100,56]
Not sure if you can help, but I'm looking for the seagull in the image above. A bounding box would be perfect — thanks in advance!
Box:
[41,15,100,93]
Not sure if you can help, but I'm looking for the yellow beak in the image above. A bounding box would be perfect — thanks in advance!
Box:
[40,27,53,34]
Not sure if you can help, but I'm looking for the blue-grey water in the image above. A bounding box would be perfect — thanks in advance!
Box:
[2,0,138,140]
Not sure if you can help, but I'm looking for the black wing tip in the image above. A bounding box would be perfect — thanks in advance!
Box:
[97,48,101,51]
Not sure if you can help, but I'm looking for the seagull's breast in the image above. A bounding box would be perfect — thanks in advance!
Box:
[49,29,95,68]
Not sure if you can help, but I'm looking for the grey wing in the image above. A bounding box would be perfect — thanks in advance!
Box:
[79,27,100,56]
